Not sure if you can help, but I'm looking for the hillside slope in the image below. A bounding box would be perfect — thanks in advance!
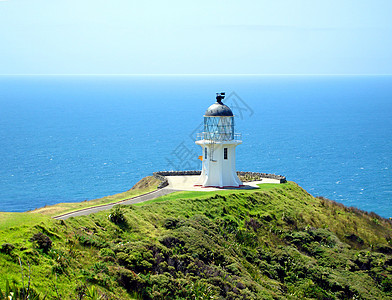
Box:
[1,181,392,299]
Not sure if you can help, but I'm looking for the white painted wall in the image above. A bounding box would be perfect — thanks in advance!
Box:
[195,140,242,187]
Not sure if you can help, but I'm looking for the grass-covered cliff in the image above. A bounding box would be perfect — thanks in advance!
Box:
[1,180,392,299]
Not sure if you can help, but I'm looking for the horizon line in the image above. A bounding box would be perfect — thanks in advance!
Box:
[0,73,392,76]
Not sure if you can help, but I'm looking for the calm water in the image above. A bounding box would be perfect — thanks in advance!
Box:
[0,75,391,217]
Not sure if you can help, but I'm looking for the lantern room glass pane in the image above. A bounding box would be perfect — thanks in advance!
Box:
[203,116,234,141]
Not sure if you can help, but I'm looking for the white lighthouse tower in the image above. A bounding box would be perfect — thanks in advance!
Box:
[195,92,243,188]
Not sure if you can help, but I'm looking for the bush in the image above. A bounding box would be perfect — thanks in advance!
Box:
[108,206,128,226]
[235,229,257,247]
[286,231,312,246]
[0,243,15,255]
[117,268,146,293]
[245,218,261,231]
[381,276,392,293]
[160,236,185,248]
[345,233,364,245]
[29,232,52,253]
[163,217,180,229]
[48,249,69,274]
[376,245,392,254]
[220,216,239,233]
[93,261,109,274]
[99,248,115,258]
[76,233,108,249]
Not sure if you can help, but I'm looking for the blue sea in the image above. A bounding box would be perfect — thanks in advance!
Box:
[0,75,391,217]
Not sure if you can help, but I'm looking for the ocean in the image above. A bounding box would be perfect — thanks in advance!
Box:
[0,75,391,217]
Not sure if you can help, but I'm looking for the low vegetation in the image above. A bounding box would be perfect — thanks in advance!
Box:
[1,180,392,299]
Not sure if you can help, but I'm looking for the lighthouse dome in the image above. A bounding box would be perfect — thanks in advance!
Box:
[205,102,233,117]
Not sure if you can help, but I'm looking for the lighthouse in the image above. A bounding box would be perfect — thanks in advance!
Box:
[195,92,243,188]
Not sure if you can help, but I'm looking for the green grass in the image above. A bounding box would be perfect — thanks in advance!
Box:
[134,182,284,206]
[1,179,392,299]
[0,212,51,231]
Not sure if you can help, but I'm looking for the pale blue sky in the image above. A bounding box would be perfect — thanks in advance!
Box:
[0,0,391,74]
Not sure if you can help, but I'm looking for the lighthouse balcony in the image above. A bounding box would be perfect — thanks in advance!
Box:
[196,132,242,143]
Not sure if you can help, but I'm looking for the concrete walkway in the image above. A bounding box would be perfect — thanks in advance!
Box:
[53,188,179,220]
[165,175,280,191]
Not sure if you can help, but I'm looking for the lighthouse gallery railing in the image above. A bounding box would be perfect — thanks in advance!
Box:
[196,132,242,142]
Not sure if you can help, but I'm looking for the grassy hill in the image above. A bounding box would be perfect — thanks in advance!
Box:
[1,180,392,299]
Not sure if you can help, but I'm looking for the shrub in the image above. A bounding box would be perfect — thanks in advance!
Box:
[52,262,65,275]
[286,231,312,246]
[0,243,15,255]
[160,236,185,248]
[381,276,392,293]
[117,268,146,293]
[76,233,108,248]
[235,229,257,247]
[108,206,128,226]
[245,218,261,231]
[220,216,239,233]
[93,262,109,274]
[48,249,69,274]
[29,232,52,253]
[163,217,180,229]
[99,248,115,258]
[376,245,392,254]
[345,233,364,246]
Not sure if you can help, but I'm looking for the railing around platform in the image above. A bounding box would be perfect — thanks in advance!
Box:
[196,132,242,142]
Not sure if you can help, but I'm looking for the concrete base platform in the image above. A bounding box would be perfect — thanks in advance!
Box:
[165,175,281,191]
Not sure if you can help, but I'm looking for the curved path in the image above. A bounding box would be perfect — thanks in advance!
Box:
[53,188,180,220]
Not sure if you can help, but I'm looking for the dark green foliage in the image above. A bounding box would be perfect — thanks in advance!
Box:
[163,217,180,229]
[0,243,15,254]
[108,205,128,227]
[235,228,258,247]
[99,247,115,258]
[219,215,239,233]
[377,245,392,254]
[76,231,108,248]
[48,249,70,274]
[160,236,185,248]
[345,233,364,246]
[381,276,392,293]
[245,217,261,231]
[93,262,109,274]
[29,232,52,253]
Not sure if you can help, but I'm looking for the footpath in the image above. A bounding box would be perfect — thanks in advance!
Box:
[53,188,179,220]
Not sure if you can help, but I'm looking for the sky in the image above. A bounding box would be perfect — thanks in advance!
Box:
[0,0,391,75]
